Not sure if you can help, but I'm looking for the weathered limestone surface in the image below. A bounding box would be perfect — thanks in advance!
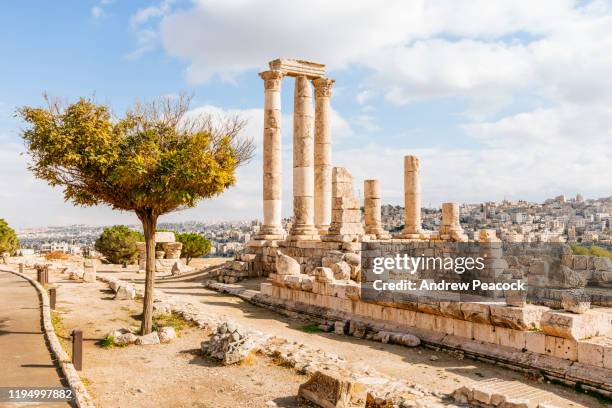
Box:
[154,231,175,243]
[439,202,468,242]
[161,242,182,259]
[258,69,286,238]
[313,77,334,235]
[324,167,364,242]
[298,370,366,408]
[268,58,326,79]
[82,259,96,283]
[289,76,319,240]
[363,179,390,240]
[395,156,428,239]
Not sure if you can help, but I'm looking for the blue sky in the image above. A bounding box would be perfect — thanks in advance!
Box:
[1,0,611,228]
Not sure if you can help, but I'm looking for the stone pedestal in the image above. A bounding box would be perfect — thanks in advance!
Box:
[439,202,468,242]
[257,70,286,239]
[289,76,319,241]
[313,78,334,235]
[395,156,424,239]
[363,180,390,239]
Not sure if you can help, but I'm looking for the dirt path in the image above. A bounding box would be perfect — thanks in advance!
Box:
[49,271,311,408]
[105,267,608,408]
[0,269,71,408]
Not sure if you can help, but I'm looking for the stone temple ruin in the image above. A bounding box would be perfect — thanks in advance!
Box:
[215,59,611,396]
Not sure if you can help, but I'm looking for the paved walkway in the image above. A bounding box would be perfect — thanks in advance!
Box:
[0,269,71,408]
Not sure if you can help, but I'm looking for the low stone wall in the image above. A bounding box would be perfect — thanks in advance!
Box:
[257,281,612,396]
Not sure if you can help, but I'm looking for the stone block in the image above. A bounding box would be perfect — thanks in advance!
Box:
[115,285,136,300]
[473,323,496,344]
[136,332,161,345]
[453,320,473,339]
[154,231,175,243]
[416,312,435,331]
[605,344,612,369]
[593,256,612,271]
[260,282,273,296]
[495,327,526,349]
[577,339,605,367]
[572,255,589,270]
[540,310,609,340]
[434,316,455,334]
[489,305,544,331]
[439,301,463,320]
[525,331,546,354]
[547,336,577,361]
[460,302,491,324]
[82,271,96,283]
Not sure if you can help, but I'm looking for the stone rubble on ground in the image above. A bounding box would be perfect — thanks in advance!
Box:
[201,321,266,365]
[96,274,442,406]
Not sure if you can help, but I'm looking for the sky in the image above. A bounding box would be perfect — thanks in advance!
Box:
[1,0,611,229]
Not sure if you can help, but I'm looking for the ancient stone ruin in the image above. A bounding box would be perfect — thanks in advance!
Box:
[214,59,612,400]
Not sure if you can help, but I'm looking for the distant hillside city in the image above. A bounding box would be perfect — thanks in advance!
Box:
[15,194,612,257]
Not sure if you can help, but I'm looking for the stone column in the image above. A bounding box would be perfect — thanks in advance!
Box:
[439,202,468,242]
[364,180,390,239]
[396,155,422,238]
[313,78,334,234]
[258,70,286,238]
[289,76,319,240]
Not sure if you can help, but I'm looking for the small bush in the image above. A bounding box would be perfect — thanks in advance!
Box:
[99,335,116,348]
[300,324,323,334]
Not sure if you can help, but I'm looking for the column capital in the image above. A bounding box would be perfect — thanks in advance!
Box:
[312,77,335,98]
[259,70,284,91]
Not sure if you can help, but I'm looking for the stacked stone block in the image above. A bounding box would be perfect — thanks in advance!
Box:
[324,167,364,242]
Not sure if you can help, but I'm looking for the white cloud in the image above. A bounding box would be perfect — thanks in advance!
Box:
[91,6,105,19]
[151,0,612,111]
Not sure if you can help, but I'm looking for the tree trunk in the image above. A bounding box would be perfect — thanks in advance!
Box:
[186,257,191,265]
[139,211,157,335]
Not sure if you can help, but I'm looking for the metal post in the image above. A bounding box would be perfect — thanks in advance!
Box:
[71,329,83,371]
[49,288,56,310]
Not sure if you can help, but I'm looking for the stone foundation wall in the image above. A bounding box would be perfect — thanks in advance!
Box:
[260,282,612,372]
[239,238,362,279]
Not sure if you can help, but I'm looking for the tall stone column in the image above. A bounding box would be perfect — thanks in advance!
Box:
[395,155,423,238]
[364,179,390,239]
[257,70,286,238]
[289,76,319,240]
[313,78,334,234]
